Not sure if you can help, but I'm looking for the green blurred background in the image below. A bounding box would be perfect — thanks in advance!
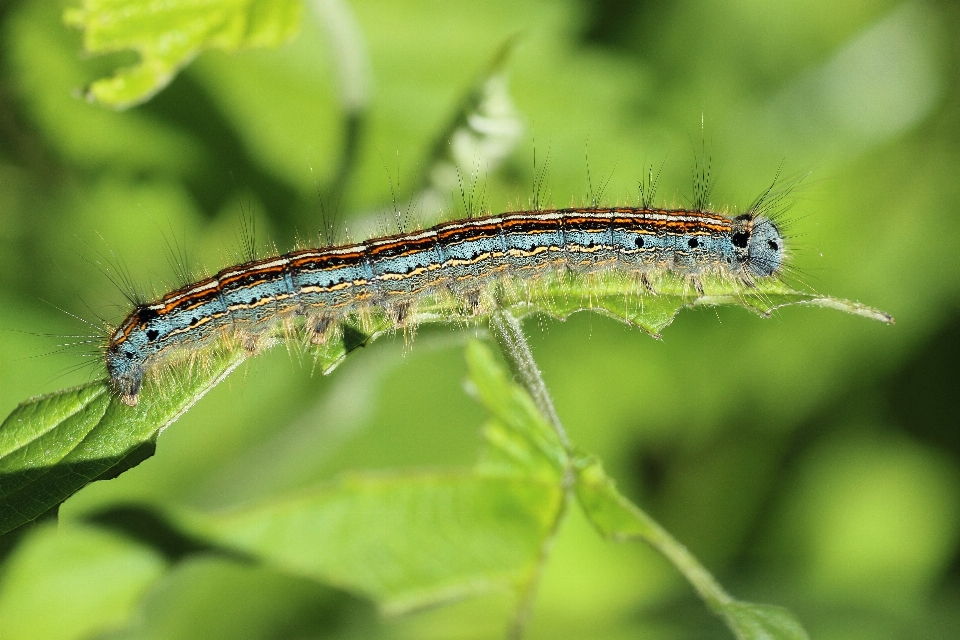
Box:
[1,0,959,638]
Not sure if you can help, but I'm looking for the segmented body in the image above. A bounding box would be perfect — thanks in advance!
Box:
[106,207,785,405]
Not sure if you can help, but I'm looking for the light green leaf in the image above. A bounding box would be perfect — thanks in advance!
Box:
[168,339,566,613]
[63,0,302,109]
[178,471,563,614]
[1,338,570,632]
[574,454,659,541]
[575,455,811,640]
[9,1,205,173]
[17,335,815,636]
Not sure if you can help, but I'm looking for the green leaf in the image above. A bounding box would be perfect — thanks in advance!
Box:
[177,471,563,614]
[575,455,810,640]
[9,1,205,172]
[512,271,894,338]
[9,335,814,636]
[63,0,302,109]
[0,347,245,534]
[167,339,567,614]
[574,454,659,541]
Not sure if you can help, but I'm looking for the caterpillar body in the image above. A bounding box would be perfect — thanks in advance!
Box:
[105,206,785,406]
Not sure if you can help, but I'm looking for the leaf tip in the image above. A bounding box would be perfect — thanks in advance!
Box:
[803,297,895,325]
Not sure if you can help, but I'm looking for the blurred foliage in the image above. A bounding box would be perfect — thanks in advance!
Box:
[0,0,958,638]
[64,0,303,109]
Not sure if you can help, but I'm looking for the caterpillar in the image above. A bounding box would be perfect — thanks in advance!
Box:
[104,201,787,406]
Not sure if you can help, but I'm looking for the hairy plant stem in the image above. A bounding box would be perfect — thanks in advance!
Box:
[623,500,734,613]
[488,312,568,446]
[489,311,574,640]
[488,310,742,638]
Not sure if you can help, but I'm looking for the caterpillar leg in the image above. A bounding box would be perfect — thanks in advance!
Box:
[640,272,657,295]
[690,275,705,297]
[113,368,143,407]
[241,332,260,355]
[392,302,411,325]
[309,315,335,345]
[463,289,483,316]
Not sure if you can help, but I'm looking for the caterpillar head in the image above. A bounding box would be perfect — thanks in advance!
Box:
[733,215,784,278]
[105,330,144,407]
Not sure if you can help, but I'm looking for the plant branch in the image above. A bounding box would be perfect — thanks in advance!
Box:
[627,500,733,612]
[488,311,569,449]
[489,310,574,639]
